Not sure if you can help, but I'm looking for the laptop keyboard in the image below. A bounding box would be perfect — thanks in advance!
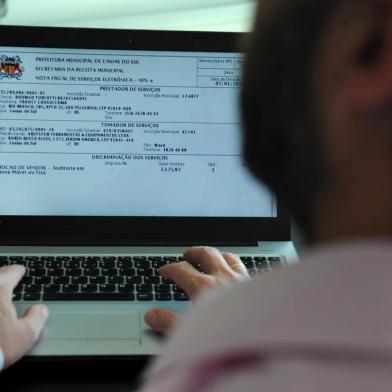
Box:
[0,255,284,302]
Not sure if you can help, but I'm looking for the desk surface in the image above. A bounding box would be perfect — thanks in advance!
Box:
[1,357,150,392]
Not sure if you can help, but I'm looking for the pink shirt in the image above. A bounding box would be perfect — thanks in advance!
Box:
[140,241,392,391]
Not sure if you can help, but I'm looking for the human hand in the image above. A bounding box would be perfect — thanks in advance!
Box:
[144,246,249,335]
[0,265,49,370]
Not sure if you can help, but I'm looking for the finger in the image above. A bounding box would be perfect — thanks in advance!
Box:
[144,308,180,335]
[221,252,249,277]
[0,265,26,296]
[159,262,215,298]
[19,305,49,346]
[183,247,235,277]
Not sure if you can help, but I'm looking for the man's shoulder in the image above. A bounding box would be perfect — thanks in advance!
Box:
[148,240,392,375]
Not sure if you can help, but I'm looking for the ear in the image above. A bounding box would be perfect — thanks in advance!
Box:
[313,0,392,185]
[336,0,392,118]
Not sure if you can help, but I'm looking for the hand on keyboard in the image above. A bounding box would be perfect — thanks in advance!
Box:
[144,246,249,335]
[0,265,49,370]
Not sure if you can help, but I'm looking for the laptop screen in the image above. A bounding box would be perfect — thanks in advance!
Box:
[0,45,276,218]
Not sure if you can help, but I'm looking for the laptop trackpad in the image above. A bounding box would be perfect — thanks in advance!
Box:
[44,311,141,340]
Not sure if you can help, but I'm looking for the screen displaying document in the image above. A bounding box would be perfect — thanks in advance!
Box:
[0,47,277,217]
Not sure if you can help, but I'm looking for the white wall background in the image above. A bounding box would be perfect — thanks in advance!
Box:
[0,0,256,31]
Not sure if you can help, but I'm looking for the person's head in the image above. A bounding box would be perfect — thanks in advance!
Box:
[241,0,392,243]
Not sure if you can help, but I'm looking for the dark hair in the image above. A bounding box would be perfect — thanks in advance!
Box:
[241,0,340,240]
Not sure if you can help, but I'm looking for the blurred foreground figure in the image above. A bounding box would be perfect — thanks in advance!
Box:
[1,0,391,389]
[140,0,392,390]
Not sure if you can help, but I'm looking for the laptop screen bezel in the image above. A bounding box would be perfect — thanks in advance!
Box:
[0,25,291,245]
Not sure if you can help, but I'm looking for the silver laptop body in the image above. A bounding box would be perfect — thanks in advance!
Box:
[0,25,298,358]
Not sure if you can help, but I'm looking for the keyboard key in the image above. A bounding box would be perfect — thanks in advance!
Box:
[100,260,115,268]
[148,256,162,261]
[173,285,185,293]
[133,256,147,262]
[152,260,167,268]
[25,284,41,292]
[72,256,85,262]
[44,284,60,293]
[0,260,8,267]
[174,292,189,301]
[90,276,106,284]
[47,260,62,269]
[102,256,116,262]
[14,284,23,293]
[155,293,172,301]
[10,260,27,266]
[53,276,69,284]
[108,276,123,284]
[65,268,82,276]
[82,260,97,268]
[137,268,153,276]
[87,256,101,262]
[101,268,117,276]
[119,268,135,276]
[254,257,267,262]
[41,256,54,261]
[137,284,152,293]
[118,260,132,268]
[10,256,23,261]
[99,284,116,292]
[134,260,150,269]
[72,276,88,284]
[243,260,255,269]
[81,284,97,292]
[13,293,22,301]
[25,256,39,261]
[144,276,160,284]
[48,268,64,276]
[118,256,132,262]
[30,261,45,268]
[126,276,142,284]
[35,276,51,284]
[155,284,171,293]
[43,293,135,301]
[21,276,33,285]
[163,256,177,262]
[268,257,281,262]
[118,284,134,292]
[29,268,46,276]
[63,284,79,293]
[56,256,70,261]
[23,293,41,301]
[240,257,252,262]
[84,268,100,276]
[137,293,153,301]
[65,261,80,269]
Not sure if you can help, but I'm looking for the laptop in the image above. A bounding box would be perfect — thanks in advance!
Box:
[0,25,298,358]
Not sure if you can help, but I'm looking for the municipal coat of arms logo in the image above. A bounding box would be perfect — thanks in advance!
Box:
[0,55,24,79]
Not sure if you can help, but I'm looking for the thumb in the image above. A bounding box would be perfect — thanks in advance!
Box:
[144,308,180,335]
[4,305,49,369]
[20,305,49,346]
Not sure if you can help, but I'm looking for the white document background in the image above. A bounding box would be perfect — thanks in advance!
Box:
[0,47,276,217]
